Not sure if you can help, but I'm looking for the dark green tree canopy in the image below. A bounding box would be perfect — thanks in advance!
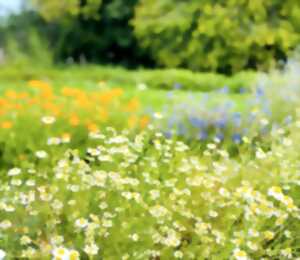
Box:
[29,0,153,67]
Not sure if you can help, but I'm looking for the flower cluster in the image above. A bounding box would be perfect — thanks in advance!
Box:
[0,118,299,258]
[0,80,149,165]
[153,60,300,144]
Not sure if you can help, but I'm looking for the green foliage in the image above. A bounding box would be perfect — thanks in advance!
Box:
[1,30,53,67]
[4,0,300,72]
[26,30,53,66]
[3,37,29,67]
[30,0,103,21]
[133,0,300,73]
[29,0,153,67]
[0,11,53,67]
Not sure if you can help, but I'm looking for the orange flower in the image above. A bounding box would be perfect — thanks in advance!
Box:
[0,98,8,106]
[1,121,13,129]
[99,92,114,105]
[87,122,99,132]
[43,102,61,116]
[27,97,39,106]
[61,133,71,143]
[69,115,80,126]
[61,87,81,97]
[128,115,138,128]
[5,90,18,99]
[76,93,90,108]
[98,108,108,122]
[140,115,150,129]
[40,88,54,100]
[126,97,140,112]
[111,88,123,97]
[14,103,23,110]
[18,92,29,100]
[28,80,50,90]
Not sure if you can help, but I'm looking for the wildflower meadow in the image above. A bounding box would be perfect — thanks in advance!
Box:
[0,62,299,259]
[1,1,300,259]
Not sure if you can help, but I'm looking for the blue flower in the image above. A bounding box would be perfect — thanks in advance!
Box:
[232,133,242,144]
[232,112,242,127]
[215,132,224,141]
[163,131,172,139]
[167,91,174,99]
[260,126,269,135]
[284,115,293,125]
[177,123,187,136]
[219,86,229,94]
[215,117,227,129]
[189,117,207,129]
[198,131,208,140]
[239,87,246,94]
[255,86,265,98]
[173,83,182,90]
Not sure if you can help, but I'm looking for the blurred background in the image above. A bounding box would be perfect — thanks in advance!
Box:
[1,0,300,73]
[2,0,300,145]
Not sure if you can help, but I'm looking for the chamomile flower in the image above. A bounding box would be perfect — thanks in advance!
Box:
[8,167,21,176]
[35,150,48,159]
[0,249,6,260]
[20,235,32,245]
[75,218,88,229]
[268,186,284,201]
[137,83,148,91]
[0,220,12,229]
[52,247,69,260]
[149,205,168,218]
[256,148,266,159]
[149,189,160,200]
[281,248,292,259]
[263,231,274,240]
[41,116,56,125]
[69,250,80,260]
[174,250,183,258]
[129,233,139,242]
[153,112,163,119]
[47,137,61,145]
[233,248,248,260]
[84,243,99,255]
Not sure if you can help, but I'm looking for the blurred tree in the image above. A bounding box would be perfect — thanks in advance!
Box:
[133,0,300,73]
[0,10,54,66]
[30,0,102,21]
[30,0,154,67]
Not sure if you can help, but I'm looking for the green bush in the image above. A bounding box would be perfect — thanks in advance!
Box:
[133,0,300,73]
[138,69,255,92]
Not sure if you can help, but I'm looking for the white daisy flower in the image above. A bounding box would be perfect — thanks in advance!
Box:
[233,248,248,260]
[8,167,21,176]
[41,116,56,125]
[84,243,99,255]
[75,218,88,229]
[35,150,48,159]
[0,249,6,260]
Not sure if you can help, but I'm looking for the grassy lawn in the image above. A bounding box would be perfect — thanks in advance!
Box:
[0,65,251,114]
